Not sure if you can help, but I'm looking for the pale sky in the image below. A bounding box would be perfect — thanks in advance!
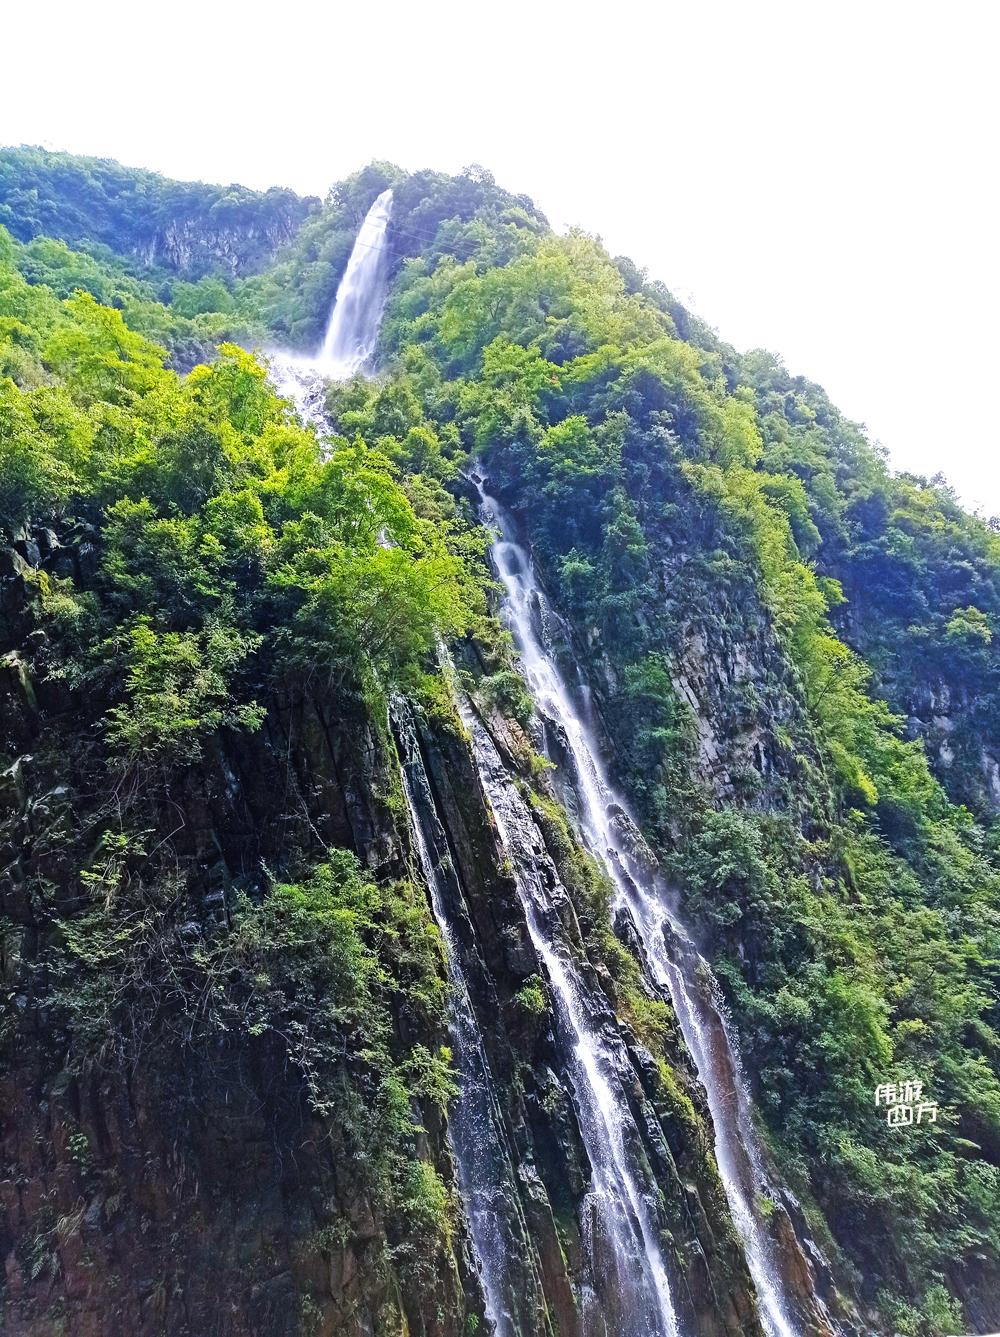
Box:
[3,0,997,511]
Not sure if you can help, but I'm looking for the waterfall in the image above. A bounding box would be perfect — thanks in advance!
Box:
[320,188,394,374]
[267,188,394,425]
[471,478,820,1337]
[262,181,824,1336]
[395,705,544,1337]
[455,698,681,1337]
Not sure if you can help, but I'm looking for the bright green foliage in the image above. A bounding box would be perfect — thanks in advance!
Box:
[51,847,451,1204]
[0,236,484,705]
[514,975,548,1017]
[45,291,173,406]
[0,145,317,278]
[0,230,486,1251]
[741,347,1000,815]
[186,340,284,436]
[0,221,260,378]
[269,504,471,687]
[335,175,999,1324]
[104,618,265,770]
[4,153,1000,1326]
[0,380,70,537]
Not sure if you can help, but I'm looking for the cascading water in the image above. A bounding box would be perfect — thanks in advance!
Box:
[320,188,394,374]
[472,477,828,1337]
[257,175,824,1333]
[239,177,693,1332]
[268,188,394,425]
[395,706,545,1337]
[454,697,681,1337]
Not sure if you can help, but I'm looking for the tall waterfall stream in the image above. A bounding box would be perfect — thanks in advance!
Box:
[395,706,546,1337]
[319,188,394,373]
[267,196,837,1337]
[268,188,394,423]
[456,696,682,1337]
[471,478,822,1337]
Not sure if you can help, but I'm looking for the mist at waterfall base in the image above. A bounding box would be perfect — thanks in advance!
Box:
[472,479,814,1337]
[267,188,394,423]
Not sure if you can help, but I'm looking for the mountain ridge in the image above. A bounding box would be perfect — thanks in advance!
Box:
[0,149,998,1337]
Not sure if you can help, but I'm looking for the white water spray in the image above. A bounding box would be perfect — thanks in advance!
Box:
[474,480,807,1337]
[320,188,394,373]
[259,177,816,1332]
[268,188,394,425]
[396,704,542,1337]
[457,695,680,1337]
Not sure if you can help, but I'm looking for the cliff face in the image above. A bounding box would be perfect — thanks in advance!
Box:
[501,473,1000,1334]
[483,489,861,1332]
[830,572,1000,821]
[0,547,469,1335]
[3,154,1000,1337]
[1,525,762,1337]
[400,695,767,1337]
[0,146,319,279]
[134,203,313,279]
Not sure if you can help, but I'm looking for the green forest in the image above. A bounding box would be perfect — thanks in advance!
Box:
[1,146,998,1337]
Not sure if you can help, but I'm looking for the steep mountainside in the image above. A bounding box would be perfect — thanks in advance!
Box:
[1,153,998,1337]
[0,147,319,279]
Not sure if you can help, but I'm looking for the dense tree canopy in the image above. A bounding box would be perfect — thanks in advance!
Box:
[0,145,317,278]
[3,153,1000,1333]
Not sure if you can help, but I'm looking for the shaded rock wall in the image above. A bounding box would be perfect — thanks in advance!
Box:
[405,693,764,1337]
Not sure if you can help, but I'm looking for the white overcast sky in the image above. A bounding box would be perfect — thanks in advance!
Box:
[3,0,997,511]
